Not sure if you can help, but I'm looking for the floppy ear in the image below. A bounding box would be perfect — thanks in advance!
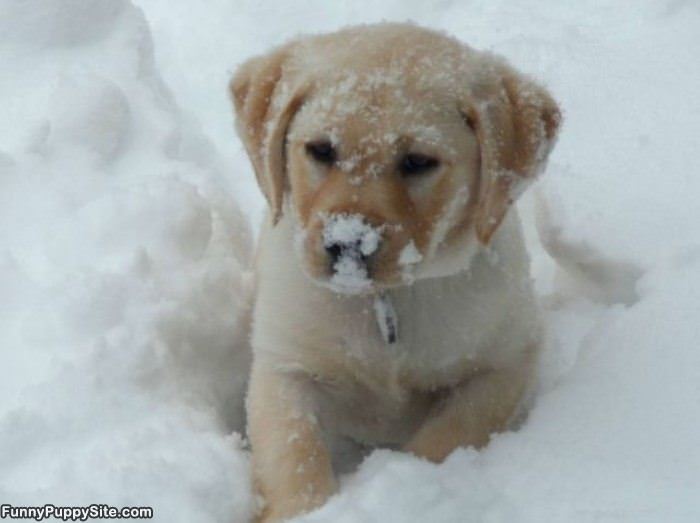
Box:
[468,64,561,244]
[229,44,306,224]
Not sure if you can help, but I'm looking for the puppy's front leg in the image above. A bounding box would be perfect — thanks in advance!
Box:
[404,363,532,463]
[248,363,336,523]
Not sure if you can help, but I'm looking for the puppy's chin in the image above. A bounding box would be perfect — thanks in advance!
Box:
[316,277,376,296]
[304,261,417,296]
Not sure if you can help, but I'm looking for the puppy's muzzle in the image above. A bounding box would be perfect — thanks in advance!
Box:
[324,239,369,267]
[321,213,383,290]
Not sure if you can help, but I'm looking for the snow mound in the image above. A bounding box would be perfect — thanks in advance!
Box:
[0,1,254,521]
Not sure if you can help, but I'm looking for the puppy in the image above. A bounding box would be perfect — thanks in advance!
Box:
[230,23,560,522]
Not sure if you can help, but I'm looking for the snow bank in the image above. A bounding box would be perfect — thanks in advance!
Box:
[0,1,254,521]
[2,0,700,522]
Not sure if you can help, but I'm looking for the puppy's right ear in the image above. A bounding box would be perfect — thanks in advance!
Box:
[229,44,306,224]
[465,63,561,245]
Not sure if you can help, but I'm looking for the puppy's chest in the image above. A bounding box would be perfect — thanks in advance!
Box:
[293,308,482,445]
[294,290,488,394]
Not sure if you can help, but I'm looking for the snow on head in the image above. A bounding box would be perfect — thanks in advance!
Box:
[322,213,383,293]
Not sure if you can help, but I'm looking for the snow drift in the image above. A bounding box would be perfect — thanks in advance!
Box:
[2,0,700,522]
[0,1,254,521]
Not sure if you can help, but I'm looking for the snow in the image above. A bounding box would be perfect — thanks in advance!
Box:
[399,241,422,267]
[321,213,383,294]
[2,1,700,522]
[328,254,372,294]
[0,1,254,521]
[322,214,383,258]
[398,240,423,284]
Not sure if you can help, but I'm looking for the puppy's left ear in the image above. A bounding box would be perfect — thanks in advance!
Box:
[229,44,307,224]
[467,64,561,244]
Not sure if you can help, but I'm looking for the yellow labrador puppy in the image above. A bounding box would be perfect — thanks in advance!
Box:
[230,23,560,522]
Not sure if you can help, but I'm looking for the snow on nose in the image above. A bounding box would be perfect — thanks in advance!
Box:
[321,213,383,293]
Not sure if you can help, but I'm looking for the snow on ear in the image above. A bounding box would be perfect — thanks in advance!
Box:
[229,45,306,224]
[468,65,561,245]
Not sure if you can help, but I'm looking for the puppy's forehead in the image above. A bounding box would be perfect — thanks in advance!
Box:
[286,25,490,157]
[295,23,472,83]
[294,69,465,150]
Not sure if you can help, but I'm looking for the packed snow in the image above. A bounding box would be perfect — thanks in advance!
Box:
[0,1,254,521]
[2,1,700,522]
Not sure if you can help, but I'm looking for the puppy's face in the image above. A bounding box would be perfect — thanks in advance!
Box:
[287,76,479,293]
[231,24,560,294]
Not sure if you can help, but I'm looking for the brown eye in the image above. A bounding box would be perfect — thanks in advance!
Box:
[305,140,337,165]
[400,153,440,176]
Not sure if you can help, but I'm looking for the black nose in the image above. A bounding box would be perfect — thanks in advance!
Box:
[325,242,344,265]
[325,241,367,266]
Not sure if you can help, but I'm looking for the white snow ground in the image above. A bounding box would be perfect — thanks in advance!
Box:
[1,1,699,522]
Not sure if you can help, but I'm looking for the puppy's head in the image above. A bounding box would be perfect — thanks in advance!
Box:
[230,24,560,294]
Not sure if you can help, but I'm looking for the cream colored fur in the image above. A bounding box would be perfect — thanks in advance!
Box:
[230,23,560,523]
